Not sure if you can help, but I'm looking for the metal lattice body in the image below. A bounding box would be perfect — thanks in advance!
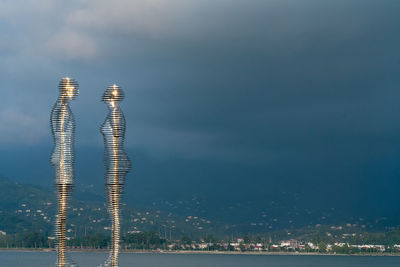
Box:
[50,77,79,267]
[100,84,131,267]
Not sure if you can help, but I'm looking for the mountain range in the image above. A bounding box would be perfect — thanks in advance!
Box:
[1,176,400,241]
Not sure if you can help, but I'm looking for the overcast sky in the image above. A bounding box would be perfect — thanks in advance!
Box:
[1,0,400,219]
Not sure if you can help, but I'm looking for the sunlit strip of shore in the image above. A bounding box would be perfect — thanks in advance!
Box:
[1,248,400,256]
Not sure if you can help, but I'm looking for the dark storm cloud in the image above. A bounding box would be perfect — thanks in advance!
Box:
[88,0,400,163]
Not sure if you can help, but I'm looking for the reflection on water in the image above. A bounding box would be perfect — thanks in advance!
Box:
[1,251,400,267]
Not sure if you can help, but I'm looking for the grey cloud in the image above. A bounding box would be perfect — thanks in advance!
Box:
[0,0,400,163]
[0,108,46,144]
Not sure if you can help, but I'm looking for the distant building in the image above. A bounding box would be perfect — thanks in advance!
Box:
[254,243,263,251]
[307,242,316,249]
[198,243,208,249]
[280,239,300,249]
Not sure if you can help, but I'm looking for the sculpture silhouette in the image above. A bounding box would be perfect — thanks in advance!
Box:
[100,84,131,267]
[50,77,79,267]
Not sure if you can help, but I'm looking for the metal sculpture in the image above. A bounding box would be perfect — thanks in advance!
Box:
[50,77,79,267]
[100,84,131,267]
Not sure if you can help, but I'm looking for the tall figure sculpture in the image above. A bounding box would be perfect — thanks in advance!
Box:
[51,77,79,267]
[101,84,131,267]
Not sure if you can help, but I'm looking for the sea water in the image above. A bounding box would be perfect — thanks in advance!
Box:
[1,251,400,267]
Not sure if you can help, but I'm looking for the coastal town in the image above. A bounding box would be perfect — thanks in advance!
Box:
[163,237,393,254]
[1,228,400,255]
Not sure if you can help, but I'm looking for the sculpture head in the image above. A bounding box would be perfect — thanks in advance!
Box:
[102,84,124,106]
[59,77,79,101]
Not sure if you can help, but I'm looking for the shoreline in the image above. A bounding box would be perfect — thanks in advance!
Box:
[0,248,399,256]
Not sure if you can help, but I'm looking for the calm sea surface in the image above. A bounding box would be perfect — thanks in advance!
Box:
[1,251,400,267]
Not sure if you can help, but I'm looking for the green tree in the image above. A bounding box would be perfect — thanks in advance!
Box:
[318,242,327,253]
[181,236,191,245]
[22,232,46,248]
[204,235,216,244]
[123,232,164,249]
[244,234,251,244]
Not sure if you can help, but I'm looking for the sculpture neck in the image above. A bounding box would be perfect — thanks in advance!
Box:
[107,101,119,110]
[57,95,70,104]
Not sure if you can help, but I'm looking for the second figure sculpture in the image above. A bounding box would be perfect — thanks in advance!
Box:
[100,85,131,267]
